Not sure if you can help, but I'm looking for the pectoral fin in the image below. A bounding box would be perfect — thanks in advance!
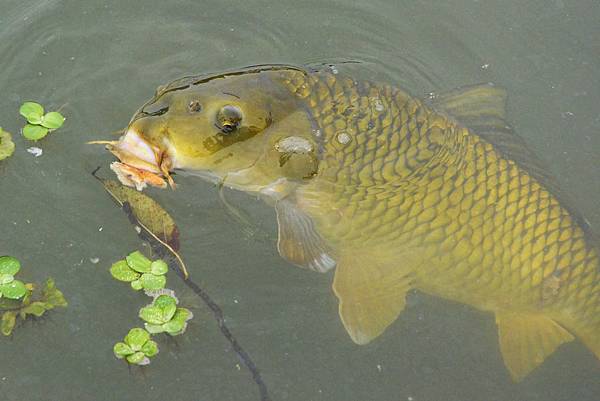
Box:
[333,252,416,344]
[275,200,336,273]
[496,312,574,381]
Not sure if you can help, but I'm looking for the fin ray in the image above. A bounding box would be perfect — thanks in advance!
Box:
[333,251,418,344]
[496,312,574,381]
[275,199,335,273]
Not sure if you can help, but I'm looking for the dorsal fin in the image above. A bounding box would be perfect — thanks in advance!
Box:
[428,83,595,237]
[428,83,553,184]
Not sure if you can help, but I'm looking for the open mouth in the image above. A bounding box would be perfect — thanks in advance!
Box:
[89,129,176,191]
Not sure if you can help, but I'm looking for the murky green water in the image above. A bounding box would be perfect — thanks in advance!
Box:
[1,0,598,400]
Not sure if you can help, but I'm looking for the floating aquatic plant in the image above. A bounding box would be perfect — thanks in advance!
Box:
[96,172,268,401]
[0,128,15,161]
[113,327,159,365]
[139,293,193,336]
[0,271,67,337]
[110,251,167,291]
[19,101,65,141]
[108,251,193,366]
[0,256,27,300]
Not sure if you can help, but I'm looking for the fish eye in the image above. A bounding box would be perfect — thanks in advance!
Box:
[216,105,242,134]
[188,100,202,113]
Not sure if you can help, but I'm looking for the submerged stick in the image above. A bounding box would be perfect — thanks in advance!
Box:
[122,202,272,401]
[173,263,272,401]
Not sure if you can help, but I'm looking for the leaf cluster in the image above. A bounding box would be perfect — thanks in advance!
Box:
[109,251,193,366]
[1,277,67,336]
[139,294,193,336]
[19,102,65,141]
[113,327,159,365]
[110,251,168,291]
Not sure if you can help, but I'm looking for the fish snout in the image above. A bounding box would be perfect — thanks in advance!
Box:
[109,129,163,174]
[89,128,177,190]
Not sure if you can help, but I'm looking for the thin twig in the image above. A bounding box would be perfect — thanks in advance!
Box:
[122,202,272,401]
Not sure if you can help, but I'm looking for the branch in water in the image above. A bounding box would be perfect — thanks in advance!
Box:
[122,202,272,401]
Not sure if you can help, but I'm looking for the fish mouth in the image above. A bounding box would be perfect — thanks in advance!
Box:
[89,128,176,190]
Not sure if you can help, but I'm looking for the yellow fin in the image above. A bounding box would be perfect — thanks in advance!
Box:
[429,83,507,124]
[275,199,336,272]
[496,312,574,381]
[332,252,416,344]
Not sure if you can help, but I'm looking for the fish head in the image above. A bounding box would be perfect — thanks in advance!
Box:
[103,66,319,195]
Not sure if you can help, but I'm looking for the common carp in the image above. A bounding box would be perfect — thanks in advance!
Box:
[98,64,599,381]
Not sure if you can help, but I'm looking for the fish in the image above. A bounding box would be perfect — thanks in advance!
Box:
[95,64,599,381]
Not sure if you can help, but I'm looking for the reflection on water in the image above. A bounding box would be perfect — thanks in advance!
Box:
[0,1,598,400]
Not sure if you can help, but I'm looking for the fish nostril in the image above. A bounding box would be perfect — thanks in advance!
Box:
[188,100,202,113]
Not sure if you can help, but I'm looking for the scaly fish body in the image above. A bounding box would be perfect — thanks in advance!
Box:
[98,65,599,380]
[282,71,599,360]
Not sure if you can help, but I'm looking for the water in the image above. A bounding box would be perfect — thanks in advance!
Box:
[1,0,599,400]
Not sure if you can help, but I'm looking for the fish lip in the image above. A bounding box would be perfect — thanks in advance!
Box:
[108,128,163,174]
[106,128,179,189]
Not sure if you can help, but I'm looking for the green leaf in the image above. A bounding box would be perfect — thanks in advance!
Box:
[150,260,168,275]
[141,340,159,357]
[0,280,27,299]
[130,279,143,291]
[113,342,134,358]
[20,301,48,317]
[0,128,16,161]
[0,274,14,285]
[40,278,66,307]
[41,112,65,129]
[41,278,55,294]
[140,273,166,290]
[1,312,16,336]
[139,305,166,325]
[173,307,193,322]
[139,295,177,325]
[161,302,177,322]
[110,260,140,282]
[21,285,33,306]
[22,124,49,141]
[19,102,44,124]
[124,328,150,351]
[144,323,165,334]
[126,351,148,365]
[43,286,67,307]
[126,251,152,273]
[153,294,177,307]
[164,308,193,335]
[163,319,185,335]
[0,256,21,276]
